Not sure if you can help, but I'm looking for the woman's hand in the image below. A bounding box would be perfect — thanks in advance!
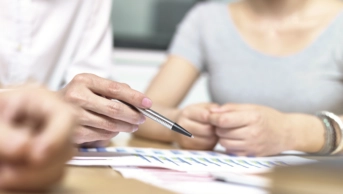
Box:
[174,103,219,150]
[209,104,296,156]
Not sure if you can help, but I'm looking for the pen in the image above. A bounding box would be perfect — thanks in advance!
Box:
[114,100,193,138]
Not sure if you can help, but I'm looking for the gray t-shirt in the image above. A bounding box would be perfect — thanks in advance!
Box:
[169,2,343,114]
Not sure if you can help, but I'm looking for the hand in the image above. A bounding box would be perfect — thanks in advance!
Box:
[174,103,219,150]
[60,74,152,145]
[209,104,294,156]
[0,86,77,191]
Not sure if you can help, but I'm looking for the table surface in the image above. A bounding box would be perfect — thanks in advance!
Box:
[3,135,343,194]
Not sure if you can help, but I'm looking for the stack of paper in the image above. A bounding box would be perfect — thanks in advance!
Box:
[113,166,268,194]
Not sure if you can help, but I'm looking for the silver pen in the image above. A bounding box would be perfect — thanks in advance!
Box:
[115,100,193,138]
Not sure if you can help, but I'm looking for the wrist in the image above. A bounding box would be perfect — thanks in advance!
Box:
[285,113,325,153]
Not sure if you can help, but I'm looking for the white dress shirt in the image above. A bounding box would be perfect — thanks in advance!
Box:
[0,0,113,90]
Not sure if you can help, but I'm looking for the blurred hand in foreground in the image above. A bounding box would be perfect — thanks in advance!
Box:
[0,86,78,191]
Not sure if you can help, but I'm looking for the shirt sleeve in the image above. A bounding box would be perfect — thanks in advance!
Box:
[332,14,343,74]
[168,3,205,72]
[64,0,113,85]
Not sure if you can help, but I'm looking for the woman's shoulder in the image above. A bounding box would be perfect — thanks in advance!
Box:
[325,2,343,34]
[188,1,228,17]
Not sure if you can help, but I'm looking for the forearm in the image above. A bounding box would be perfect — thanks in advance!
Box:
[134,56,200,142]
[134,104,181,143]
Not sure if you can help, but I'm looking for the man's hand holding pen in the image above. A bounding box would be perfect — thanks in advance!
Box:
[60,73,153,147]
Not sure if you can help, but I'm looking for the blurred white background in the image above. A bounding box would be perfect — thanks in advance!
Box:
[110,0,229,141]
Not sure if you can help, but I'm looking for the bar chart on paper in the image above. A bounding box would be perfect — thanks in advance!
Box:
[68,147,315,174]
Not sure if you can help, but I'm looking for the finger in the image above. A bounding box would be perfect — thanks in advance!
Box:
[79,109,139,133]
[0,161,65,191]
[0,94,25,122]
[75,74,152,109]
[78,95,145,125]
[209,111,256,128]
[215,127,247,140]
[29,104,77,164]
[210,104,255,113]
[0,125,31,162]
[186,108,211,124]
[218,139,246,151]
[32,132,76,168]
[73,126,119,145]
[182,103,219,123]
[178,118,215,137]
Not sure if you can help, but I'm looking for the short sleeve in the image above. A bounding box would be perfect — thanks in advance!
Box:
[332,12,343,73]
[168,3,205,72]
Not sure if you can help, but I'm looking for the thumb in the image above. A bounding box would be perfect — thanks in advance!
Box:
[210,103,250,113]
[207,103,220,110]
[189,103,218,123]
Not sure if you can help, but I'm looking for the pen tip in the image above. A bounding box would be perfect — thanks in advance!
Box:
[191,135,194,138]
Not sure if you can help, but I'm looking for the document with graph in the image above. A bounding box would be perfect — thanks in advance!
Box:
[68,147,315,174]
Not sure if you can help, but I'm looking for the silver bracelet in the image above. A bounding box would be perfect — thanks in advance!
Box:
[315,112,336,155]
[319,111,343,155]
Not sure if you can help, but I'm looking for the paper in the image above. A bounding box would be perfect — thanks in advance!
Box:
[68,147,316,174]
[211,171,271,188]
[113,167,268,194]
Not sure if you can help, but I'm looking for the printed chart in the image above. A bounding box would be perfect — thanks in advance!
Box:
[69,147,315,173]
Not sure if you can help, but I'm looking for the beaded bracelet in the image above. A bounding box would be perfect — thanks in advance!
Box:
[316,111,343,155]
[315,112,336,155]
[323,111,343,154]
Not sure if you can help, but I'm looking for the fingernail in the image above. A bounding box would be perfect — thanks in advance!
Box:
[132,125,139,133]
[141,98,152,108]
[138,116,146,124]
